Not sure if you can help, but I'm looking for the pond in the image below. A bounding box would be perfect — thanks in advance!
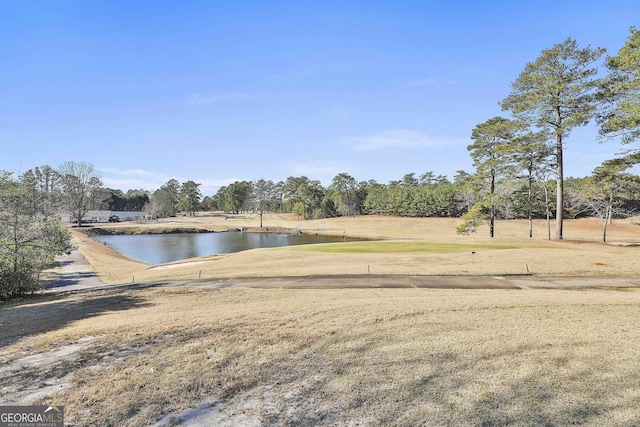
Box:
[93,231,346,265]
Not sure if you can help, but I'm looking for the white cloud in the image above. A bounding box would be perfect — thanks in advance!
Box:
[405,78,438,87]
[100,177,155,192]
[99,167,167,191]
[196,178,242,196]
[186,92,256,106]
[343,130,464,151]
[98,167,162,179]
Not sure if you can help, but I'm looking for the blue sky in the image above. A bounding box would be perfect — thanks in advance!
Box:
[2,1,638,196]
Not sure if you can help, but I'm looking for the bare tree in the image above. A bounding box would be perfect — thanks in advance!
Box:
[567,160,639,242]
[253,179,274,227]
[58,161,103,226]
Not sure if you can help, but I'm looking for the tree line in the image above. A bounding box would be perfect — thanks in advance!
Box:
[466,28,640,240]
[14,160,640,229]
[1,160,637,300]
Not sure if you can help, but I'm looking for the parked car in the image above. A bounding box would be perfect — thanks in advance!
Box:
[108,215,120,223]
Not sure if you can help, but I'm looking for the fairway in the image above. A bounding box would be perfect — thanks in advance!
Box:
[64,214,640,282]
[283,240,519,253]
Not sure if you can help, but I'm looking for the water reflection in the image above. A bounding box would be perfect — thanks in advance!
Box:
[93,231,344,264]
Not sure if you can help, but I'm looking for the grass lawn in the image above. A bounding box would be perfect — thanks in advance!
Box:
[2,286,640,426]
[65,215,640,281]
[285,241,519,253]
[2,214,640,425]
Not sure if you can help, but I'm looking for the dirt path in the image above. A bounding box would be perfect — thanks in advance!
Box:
[42,249,106,292]
[184,274,640,290]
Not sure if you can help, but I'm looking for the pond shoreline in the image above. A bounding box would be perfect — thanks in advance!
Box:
[79,226,220,236]
[75,224,374,240]
[61,215,640,284]
[81,225,366,265]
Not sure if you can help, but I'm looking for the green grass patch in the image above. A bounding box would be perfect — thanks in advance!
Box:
[280,241,519,254]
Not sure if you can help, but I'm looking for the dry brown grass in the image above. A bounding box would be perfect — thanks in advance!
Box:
[3,214,639,425]
[72,214,640,284]
[2,286,640,426]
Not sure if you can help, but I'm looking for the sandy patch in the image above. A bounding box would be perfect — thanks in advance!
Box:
[0,336,98,405]
[147,260,216,271]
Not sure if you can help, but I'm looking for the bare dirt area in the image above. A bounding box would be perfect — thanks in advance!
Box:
[3,214,640,425]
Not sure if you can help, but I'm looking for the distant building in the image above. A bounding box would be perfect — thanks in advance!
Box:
[60,210,148,224]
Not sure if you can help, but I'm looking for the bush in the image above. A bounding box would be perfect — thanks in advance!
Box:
[0,174,74,299]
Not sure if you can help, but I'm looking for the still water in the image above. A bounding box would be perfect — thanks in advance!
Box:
[93,231,345,264]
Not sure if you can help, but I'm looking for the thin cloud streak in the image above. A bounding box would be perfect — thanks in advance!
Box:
[343,130,465,151]
[405,78,456,87]
[186,92,257,106]
[99,167,169,192]
[405,78,438,87]
[98,167,163,179]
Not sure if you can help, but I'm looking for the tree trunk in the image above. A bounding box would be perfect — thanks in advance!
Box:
[543,181,551,240]
[528,173,533,238]
[555,132,564,240]
[603,196,613,243]
[489,169,495,238]
[602,206,609,243]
